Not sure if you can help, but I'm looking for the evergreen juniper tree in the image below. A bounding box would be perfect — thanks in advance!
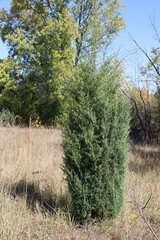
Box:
[63,62,130,223]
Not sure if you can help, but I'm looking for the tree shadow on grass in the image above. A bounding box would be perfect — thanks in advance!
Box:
[7,179,71,215]
[128,145,160,175]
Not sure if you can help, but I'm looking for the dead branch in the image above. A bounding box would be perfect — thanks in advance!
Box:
[128,33,160,79]
[120,88,145,134]
[149,16,160,44]
[132,186,160,240]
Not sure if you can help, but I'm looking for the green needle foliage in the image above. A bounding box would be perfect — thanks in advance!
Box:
[63,62,130,223]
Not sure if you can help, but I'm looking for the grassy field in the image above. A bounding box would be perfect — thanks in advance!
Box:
[0,127,160,240]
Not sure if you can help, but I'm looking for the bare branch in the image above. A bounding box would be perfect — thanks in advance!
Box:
[149,16,160,43]
[128,33,160,78]
[142,190,152,210]
[120,88,145,134]
[139,89,147,120]
[132,186,160,240]
[46,0,53,13]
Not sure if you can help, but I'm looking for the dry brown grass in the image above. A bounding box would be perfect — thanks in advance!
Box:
[0,126,160,240]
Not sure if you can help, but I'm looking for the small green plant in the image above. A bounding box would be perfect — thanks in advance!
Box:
[0,109,15,126]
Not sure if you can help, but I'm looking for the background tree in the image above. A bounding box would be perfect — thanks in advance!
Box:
[122,80,157,143]
[127,28,160,143]
[0,0,126,125]
[72,0,126,65]
[0,0,77,124]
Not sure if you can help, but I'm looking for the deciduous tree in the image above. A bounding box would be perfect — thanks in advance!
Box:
[0,0,77,123]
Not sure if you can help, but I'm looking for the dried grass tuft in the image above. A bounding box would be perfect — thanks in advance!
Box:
[0,127,160,239]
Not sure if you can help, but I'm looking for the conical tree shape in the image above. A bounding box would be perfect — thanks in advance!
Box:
[63,63,130,223]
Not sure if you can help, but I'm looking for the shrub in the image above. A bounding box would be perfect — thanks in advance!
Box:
[63,62,130,223]
[0,109,15,126]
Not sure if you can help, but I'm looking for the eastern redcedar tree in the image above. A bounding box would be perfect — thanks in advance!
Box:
[63,62,130,223]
